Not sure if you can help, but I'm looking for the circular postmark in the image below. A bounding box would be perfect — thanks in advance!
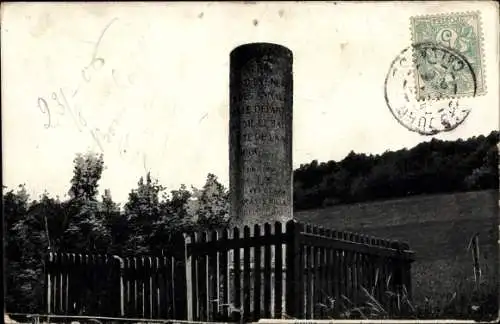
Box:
[384,42,477,135]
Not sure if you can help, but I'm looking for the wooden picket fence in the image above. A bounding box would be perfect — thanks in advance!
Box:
[45,253,120,317]
[44,220,415,322]
[186,220,415,322]
[44,252,186,319]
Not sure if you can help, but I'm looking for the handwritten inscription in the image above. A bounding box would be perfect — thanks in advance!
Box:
[35,18,152,163]
[37,18,118,130]
[36,18,119,150]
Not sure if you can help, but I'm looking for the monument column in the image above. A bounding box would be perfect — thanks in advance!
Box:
[229,43,293,226]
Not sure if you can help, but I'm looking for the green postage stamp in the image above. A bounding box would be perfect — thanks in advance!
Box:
[410,11,486,100]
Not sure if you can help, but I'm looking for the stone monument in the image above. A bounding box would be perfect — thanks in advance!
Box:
[229,42,293,227]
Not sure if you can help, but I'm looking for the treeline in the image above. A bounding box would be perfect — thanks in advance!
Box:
[293,130,499,210]
[4,131,499,313]
[4,153,230,313]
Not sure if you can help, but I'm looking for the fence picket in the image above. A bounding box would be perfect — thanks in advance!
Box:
[318,227,327,318]
[242,226,251,322]
[65,254,72,315]
[52,253,59,314]
[150,257,157,318]
[365,236,373,294]
[274,222,283,319]
[351,234,359,306]
[220,229,229,320]
[95,255,101,315]
[189,233,198,320]
[324,229,333,315]
[208,230,218,321]
[310,226,318,318]
[200,232,209,321]
[146,257,152,318]
[263,223,272,319]
[253,224,262,321]
[304,225,312,319]
[331,231,340,309]
[233,227,241,322]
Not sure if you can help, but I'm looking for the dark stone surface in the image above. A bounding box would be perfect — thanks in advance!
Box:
[229,43,293,226]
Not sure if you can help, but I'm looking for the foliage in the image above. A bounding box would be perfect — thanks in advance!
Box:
[4,151,231,313]
[190,173,230,231]
[122,172,165,255]
[5,191,55,313]
[294,130,499,210]
[62,152,110,253]
[68,152,105,201]
[4,185,30,263]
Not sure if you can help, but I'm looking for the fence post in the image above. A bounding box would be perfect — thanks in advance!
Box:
[112,255,125,317]
[391,242,414,303]
[184,233,193,321]
[46,252,53,314]
[285,220,304,319]
[400,243,413,300]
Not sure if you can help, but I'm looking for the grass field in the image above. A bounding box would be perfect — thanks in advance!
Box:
[295,189,499,313]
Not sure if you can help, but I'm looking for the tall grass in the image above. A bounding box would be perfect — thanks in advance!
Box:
[317,271,416,319]
[316,274,497,320]
[316,234,498,321]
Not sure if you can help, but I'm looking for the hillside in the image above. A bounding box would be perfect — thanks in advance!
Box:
[293,131,499,210]
[294,189,499,305]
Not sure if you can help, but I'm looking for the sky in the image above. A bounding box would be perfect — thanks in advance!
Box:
[2,2,499,205]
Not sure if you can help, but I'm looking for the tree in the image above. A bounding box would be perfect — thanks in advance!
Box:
[292,130,499,210]
[100,189,127,255]
[68,152,105,201]
[191,173,230,231]
[465,146,499,190]
[150,184,195,255]
[101,189,120,213]
[4,185,31,312]
[63,152,110,252]
[123,172,164,255]
[4,185,30,261]
[8,192,56,313]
